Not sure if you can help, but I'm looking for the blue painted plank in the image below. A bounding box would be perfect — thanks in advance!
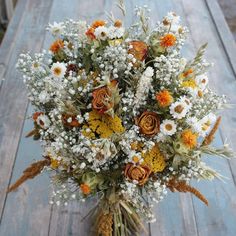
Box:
[0,105,51,236]
[191,132,236,236]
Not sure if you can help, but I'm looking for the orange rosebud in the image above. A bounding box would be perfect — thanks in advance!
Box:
[114,20,122,28]
[124,163,151,185]
[50,39,64,53]
[32,112,44,121]
[136,111,160,137]
[91,20,106,29]
[92,80,118,113]
[80,183,91,195]
[86,27,96,40]
[128,41,148,62]
[160,33,176,47]
[156,90,173,107]
[61,114,80,127]
[181,129,198,149]
[183,68,194,78]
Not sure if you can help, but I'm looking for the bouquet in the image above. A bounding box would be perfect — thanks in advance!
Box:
[12,2,233,236]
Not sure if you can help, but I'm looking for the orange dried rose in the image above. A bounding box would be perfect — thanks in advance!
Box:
[86,27,96,40]
[160,33,176,47]
[50,39,64,53]
[80,183,91,195]
[136,111,160,137]
[62,114,80,127]
[124,163,151,185]
[92,80,117,113]
[128,41,148,62]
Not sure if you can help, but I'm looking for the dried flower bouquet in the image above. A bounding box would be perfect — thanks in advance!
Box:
[12,2,234,235]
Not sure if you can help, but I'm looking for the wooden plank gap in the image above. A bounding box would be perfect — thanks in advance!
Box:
[205,0,236,78]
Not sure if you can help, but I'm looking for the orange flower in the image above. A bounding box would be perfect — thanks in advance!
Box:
[91,20,106,29]
[136,111,160,137]
[156,90,173,107]
[114,20,122,28]
[124,163,151,185]
[61,114,80,127]
[160,33,176,47]
[32,112,44,121]
[86,27,96,40]
[92,80,117,113]
[128,41,148,62]
[50,39,64,53]
[80,183,91,195]
[181,129,198,149]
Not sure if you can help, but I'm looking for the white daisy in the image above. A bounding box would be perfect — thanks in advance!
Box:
[51,62,67,79]
[94,26,108,40]
[48,22,64,36]
[199,113,216,136]
[160,119,177,136]
[178,96,192,109]
[36,114,51,129]
[170,101,189,119]
[108,26,125,39]
[196,74,208,90]
[186,117,203,134]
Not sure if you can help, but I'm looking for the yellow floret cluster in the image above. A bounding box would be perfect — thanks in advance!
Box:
[142,144,166,173]
[82,110,125,139]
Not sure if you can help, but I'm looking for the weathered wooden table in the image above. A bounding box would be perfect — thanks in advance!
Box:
[0,0,236,235]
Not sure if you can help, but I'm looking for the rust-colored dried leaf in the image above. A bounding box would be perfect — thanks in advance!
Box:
[7,159,50,193]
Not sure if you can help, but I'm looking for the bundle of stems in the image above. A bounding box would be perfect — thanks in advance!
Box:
[94,190,147,236]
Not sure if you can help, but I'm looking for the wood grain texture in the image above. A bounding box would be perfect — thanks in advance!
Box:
[205,0,236,77]
[0,0,27,86]
[0,0,53,225]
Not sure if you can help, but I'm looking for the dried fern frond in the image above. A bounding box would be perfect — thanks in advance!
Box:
[202,116,221,146]
[167,179,208,205]
[7,159,50,193]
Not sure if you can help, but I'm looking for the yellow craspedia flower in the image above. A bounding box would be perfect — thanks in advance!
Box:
[142,144,166,173]
[82,110,125,139]
[182,78,197,89]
